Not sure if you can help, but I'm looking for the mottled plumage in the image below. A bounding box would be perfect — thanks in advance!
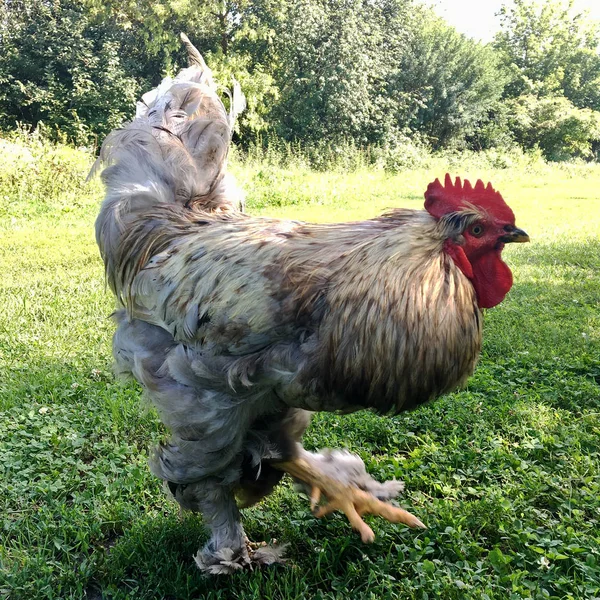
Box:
[94,37,527,573]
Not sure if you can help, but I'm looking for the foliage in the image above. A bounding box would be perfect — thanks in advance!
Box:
[1,137,600,598]
[494,0,600,109]
[0,0,138,146]
[85,0,225,87]
[205,51,279,139]
[265,0,407,146]
[1,0,600,159]
[396,9,507,149]
[506,94,600,160]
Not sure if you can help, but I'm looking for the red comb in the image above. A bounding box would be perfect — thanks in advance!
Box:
[424,174,515,223]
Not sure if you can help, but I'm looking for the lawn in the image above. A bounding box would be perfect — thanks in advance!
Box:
[0,139,599,599]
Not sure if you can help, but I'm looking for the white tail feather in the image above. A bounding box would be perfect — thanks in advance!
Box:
[93,35,246,297]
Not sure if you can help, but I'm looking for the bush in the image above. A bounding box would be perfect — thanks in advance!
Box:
[506,94,600,161]
[0,0,138,146]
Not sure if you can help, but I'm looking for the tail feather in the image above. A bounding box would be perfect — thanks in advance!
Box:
[180,32,210,72]
[93,34,245,299]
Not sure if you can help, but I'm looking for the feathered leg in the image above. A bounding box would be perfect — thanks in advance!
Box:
[112,314,264,573]
[237,409,312,508]
[237,409,420,544]
[169,478,249,574]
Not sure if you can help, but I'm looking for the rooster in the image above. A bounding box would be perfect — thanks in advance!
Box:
[93,35,529,574]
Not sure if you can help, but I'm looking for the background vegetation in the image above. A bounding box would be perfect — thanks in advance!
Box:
[1,0,600,162]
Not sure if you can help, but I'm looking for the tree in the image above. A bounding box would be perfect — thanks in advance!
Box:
[0,0,138,145]
[90,0,283,139]
[85,0,222,87]
[0,0,277,143]
[264,0,406,146]
[188,0,284,139]
[494,0,600,110]
[393,8,507,149]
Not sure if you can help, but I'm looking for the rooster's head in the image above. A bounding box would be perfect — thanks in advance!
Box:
[424,173,529,309]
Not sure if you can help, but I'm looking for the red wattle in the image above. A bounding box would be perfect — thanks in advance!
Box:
[444,241,513,309]
[470,251,513,309]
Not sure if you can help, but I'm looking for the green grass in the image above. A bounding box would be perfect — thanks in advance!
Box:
[1,138,599,599]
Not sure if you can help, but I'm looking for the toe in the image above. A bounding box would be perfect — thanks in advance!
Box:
[310,486,322,511]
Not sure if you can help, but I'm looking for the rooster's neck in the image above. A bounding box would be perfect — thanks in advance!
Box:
[315,225,482,414]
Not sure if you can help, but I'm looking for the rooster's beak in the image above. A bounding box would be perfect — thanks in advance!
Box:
[501,227,530,243]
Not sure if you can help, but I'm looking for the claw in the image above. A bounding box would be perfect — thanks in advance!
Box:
[274,457,426,542]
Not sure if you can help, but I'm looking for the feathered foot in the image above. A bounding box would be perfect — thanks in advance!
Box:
[194,545,250,575]
[166,479,287,575]
[294,449,406,501]
[247,540,289,567]
[194,540,288,575]
[275,455,426,543]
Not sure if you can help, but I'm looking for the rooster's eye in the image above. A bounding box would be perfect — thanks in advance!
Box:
[470,224,484,238]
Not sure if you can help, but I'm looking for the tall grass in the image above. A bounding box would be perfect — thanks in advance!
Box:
[234,129,600,177]
[1,131,594,225]
[0,132,101,224]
